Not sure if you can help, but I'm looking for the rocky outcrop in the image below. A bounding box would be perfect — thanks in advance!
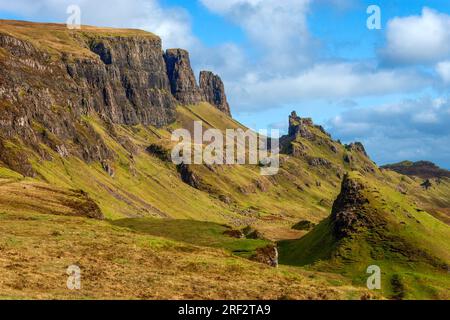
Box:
[345,142,368,157]
[199,71,231,116]
[164,49,202,105]
[177,163,201,189]
[331,175,372,239]
[292,220,316,231]
[251,245,278,268]
[288,111,315,140]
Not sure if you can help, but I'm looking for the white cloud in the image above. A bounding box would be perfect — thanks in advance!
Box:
[436,60,450,84]
[226,63,430,110]
[0,0,197,49]
[327,96,450,167]
[200,0,314,72]
[382,8,450,65]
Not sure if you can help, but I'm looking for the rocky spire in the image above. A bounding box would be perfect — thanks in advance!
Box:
[199,71,231,116]
[164,49,202,105]
[288,111,314,139]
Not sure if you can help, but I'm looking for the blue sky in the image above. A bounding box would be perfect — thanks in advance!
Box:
[1,0,450,168]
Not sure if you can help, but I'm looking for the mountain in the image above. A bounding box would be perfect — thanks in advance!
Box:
[0,20,449,300]
[382,161,450,179]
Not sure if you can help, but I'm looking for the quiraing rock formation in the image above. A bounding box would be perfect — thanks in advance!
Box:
[164,50,232,115]
[0,21,232,176]
[164,48,202,105]
[199,71,231,116]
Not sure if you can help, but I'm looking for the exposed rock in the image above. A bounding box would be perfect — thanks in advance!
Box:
[164,49,202,105]
[343,154,352,164]
[307,157,331,167]
[330,144,338,153]
[331,175,372,239]
[345,142,368,157]
[288,112,315,140]
[0,29,180,175]
[199,71,231,116]
[223,229,245,239]
[177,163,200,189]
[56,145,69,158]
[254,178,271,192]
[292,220,316,231]
[219,194,233,204]
[146,143,171,162]
[72,35,177,126]
[289,143,308,157]
[250,245,278,268]
[101,160,115,177]
[243,226,266,240]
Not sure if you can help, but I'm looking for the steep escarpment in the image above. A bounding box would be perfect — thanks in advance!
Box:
[0,20,231,177]
[199,71,231,116]
[164,48,202,105]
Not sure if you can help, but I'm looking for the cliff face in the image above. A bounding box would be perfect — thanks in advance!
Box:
[71,36,177,126]
[164,49,202,105]
[0,21,232,176]
[199,71,231,116]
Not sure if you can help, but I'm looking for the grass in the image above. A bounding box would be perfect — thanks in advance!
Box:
[0,210,366,300]
[112,218,270,258]
[0,19,159,60]
[278,172,450,300]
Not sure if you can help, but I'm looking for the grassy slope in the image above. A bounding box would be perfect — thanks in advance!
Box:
[0,209,368,300]
[0,20,159,60]
[279,172,450,299]
[112,218,270,259]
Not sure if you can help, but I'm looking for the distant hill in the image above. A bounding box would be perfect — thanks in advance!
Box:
[382,161,450,179]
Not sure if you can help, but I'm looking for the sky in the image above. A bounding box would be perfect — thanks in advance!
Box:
[1,0,450,168]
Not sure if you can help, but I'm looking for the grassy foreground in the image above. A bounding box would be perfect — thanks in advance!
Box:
[0,209,369,300]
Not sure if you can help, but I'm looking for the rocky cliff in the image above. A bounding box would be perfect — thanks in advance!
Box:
[164,48,202,105]
[0,20,232,176]
[199,71,231,116]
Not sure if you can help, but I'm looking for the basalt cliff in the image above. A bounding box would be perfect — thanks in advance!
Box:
[0,20,229,176]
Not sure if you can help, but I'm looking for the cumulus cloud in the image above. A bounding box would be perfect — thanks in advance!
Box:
[436,60,450,84]
[381,8,450,65]
[225,62,431,111]
[200,0,315,72]
[0,0,197,49]
[327,96,450,167]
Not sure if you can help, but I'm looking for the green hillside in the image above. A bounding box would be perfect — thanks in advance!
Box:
[279,172,450,299]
